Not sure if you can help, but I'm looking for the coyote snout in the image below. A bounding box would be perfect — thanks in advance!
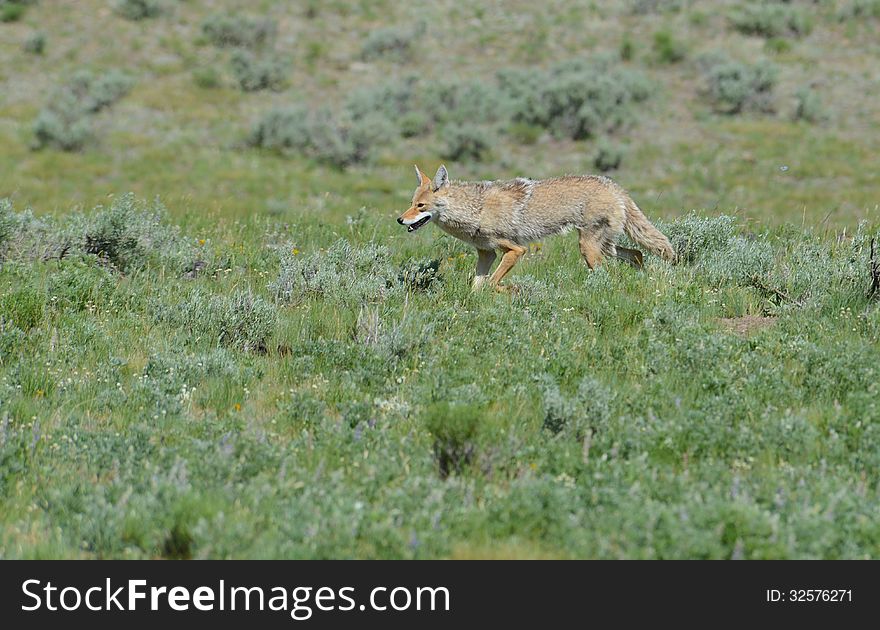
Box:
[396,165,442,232]
[398,164,675,291]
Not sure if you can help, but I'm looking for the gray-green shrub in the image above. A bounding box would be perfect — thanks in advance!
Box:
[424,79,509,126]
[702,57,776,114]
[32,70,133,151]
[65,70,133,113]
[701,236,775,287]
[398,111,432,137]
[247,106,310,153]
[32,108,92,152]
[229,50,287,92]
[628,0,683,14]
[541,375,612,440]
[0,194,204,274]
[793,86,826,123]
[154,290,277,353]
[360,24,422,62]
[249,107,394,167]
[201,13,276,49]
[23,32,45,55]
[730,3,812,38]
[497,59,651,140]
[114,0,163,21]
[343,76,420,123]
[271,239,399,306]
[593,140,623,172]
[441,124,493,162]
[838,0,880,20]
[660,213,738,263]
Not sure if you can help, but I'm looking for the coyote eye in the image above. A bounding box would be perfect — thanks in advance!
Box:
[417,203,425,208]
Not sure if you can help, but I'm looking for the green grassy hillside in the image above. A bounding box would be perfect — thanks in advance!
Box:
[1,0,880,558]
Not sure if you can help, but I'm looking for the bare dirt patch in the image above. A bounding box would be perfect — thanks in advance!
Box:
[719,315,776,336]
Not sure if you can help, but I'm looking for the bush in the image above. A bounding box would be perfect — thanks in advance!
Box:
[0,0,31,22]
[114,0,163,21]
[354,307,434,362]
[593,140,623,172]
[398,110,432,138]
[65,194,197,273]
[660,213,738,264]
[0,198,14,252]
[32,70,132,151]
[343,76,419,123]
[701,236,775,287]
[507,122,542,145]
[653,30,686,64]
[423,79,508,126]
[793,86,826,123]
[702,57,776,114]
[498,59,651,140]
[249,107,393,167]
[1,194,206,273]
[541,375,612,440]
[441,124,492,162]
[229,50,287,92]
[423,402,484,478]
[247,106,310,152]
[271,239,399,306]
[32,108,92,152]
[397,258,441,291]
[838,0,880,20]
[154,290,277,353]
[629,0,683,14]
[730,3,812,38]
[201,13,276,49]
[300,111,393,167]
[0,199,58,260]
[249,58,650,163]
[65,70,133,114]
[23,32,45,55]
[192,67,220,89]
[360,24,423,62]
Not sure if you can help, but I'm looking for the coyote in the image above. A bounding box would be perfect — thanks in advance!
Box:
[397,165,675,290]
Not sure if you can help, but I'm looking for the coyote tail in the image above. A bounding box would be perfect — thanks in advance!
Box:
[623,198,676,262]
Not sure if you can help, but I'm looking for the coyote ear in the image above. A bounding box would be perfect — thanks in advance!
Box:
[433,165,449,191]
[414,164,431,187]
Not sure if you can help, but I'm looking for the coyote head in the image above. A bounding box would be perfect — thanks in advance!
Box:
[397,164,449,233]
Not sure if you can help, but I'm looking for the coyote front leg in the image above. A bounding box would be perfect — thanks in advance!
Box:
[489,242,526,290]
[472,248,497,290]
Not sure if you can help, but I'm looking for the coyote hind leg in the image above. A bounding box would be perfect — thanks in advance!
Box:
[578,228,609,270]
[489,242,526,289]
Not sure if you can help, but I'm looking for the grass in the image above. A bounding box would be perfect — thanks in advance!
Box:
[1,0,880,559]
[2,199,880,559]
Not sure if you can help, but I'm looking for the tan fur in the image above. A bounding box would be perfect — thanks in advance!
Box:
[398,166,675,290]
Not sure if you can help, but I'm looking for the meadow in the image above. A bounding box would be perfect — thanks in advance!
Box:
[1,0,880,558]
